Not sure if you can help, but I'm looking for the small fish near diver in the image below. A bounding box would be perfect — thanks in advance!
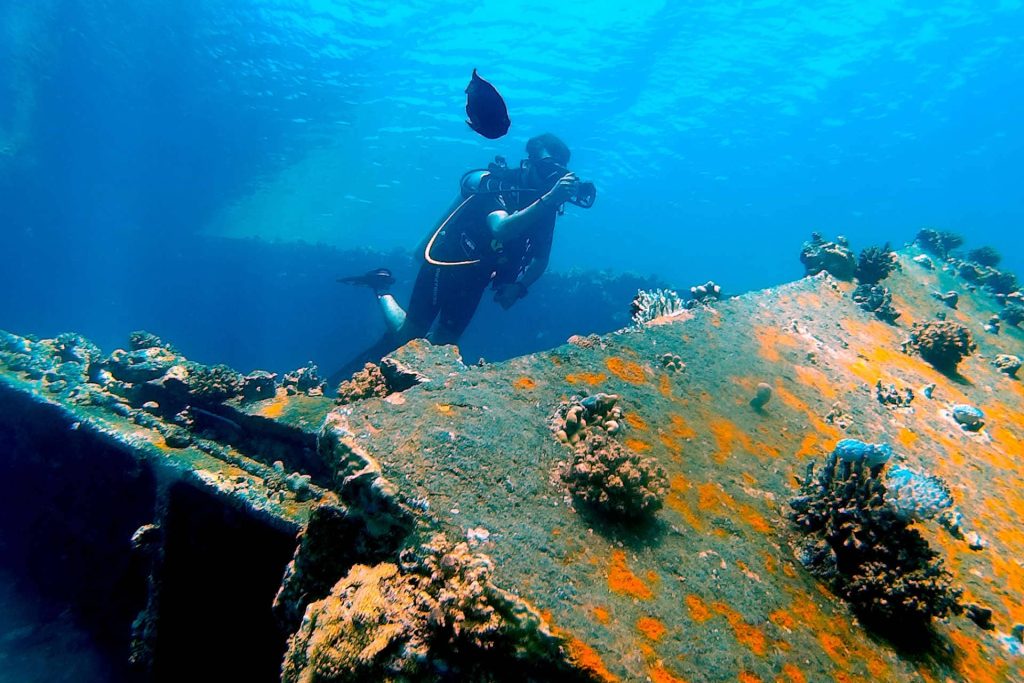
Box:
[465,69,510,139]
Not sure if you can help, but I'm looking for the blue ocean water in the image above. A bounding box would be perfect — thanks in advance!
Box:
[1,2,1023,676]
[2,0,1023,372]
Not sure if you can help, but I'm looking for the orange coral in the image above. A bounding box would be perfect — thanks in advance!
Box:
[566,637,620,682]
[566,372,607,386]
[778,663,807,683]
[649,663,689,683]
[792,364,839,400]
[753,324,801,363]
[624,437,652,452]
[707,416,778,463]
[685,594,712,622]
[769,609,796,631]
[608,550,653,600]
[636,616,667,641]
[605,357,647,384]
[255,396,288,418]
[713,602,769,656]
[669,413,697,439]
[625,412,648,430]
[659,373,673,398]
[512,376,536,390]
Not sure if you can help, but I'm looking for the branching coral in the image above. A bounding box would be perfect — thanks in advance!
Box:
[630,288,685,325]
[902,320,976,372]
[241,370,277,400]
[789,442,963,628]
[800,233,856,280]
[957,260,1020,295]
[967,245,1002,268]
[281,535,566,683]
[551,394,667,519]
[852,284,901,323]
[1001,301,1024,327]
[551,393,623,445]
[916,228,963,259]
[885,464,954,522]
[181,363,246,402]
[336,362,391,404]
[562,432,668,519]
[283,362,327,396]
[855,243,896,285]
[875,380,913,408]
[982,269,1019,295]
[992,354,1021,378]
[688,280,722,305]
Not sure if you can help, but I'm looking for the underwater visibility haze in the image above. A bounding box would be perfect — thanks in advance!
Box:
[4,2,1024,682]
[2,0,1023,373]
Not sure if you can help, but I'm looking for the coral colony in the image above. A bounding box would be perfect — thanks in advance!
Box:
[916,228,964,259]
[552,393,668,519]
[282,535,568,682]
[630,288,686,325]
[800,232,857,280]
[902,320,976,372]
[789,440,963,628]
[2,233,1023,682]
[855,244,897,285]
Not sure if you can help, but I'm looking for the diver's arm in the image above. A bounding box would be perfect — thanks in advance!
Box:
[487,173,576,242]
[487,202,551,242]
[519,227,553,289]
[493,253,548,310]
[518,254,549,289]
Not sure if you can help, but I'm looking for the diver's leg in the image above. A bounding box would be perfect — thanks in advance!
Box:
[328,265,440,388]
[377,294,407,332]
[396,263,443,339]
[429,268,489,346]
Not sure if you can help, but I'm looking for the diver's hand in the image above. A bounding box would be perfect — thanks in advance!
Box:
[541,173,577,207]
[494,282,527,309]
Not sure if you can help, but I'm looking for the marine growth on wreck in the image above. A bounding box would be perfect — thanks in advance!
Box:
[3,235,1024,682]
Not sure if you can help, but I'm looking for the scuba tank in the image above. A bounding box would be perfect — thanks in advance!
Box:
[423,157,531,267]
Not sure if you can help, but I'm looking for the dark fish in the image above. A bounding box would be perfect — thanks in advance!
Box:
[336,268,395,290]
[188,405,243,434]
[465,69,510,139]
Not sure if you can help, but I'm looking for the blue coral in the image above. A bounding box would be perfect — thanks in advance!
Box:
[630,288,685,325]
[833,439,893,467]
[885,464,954,522]
[951,404,984,431]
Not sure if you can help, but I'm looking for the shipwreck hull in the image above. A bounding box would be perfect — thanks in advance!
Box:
[1,244,1023,682]
[0,378,307,681]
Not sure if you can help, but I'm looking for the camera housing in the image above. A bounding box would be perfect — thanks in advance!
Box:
[570,180,596,208]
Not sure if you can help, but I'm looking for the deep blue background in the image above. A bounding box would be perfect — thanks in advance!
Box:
[2,0,1022,374]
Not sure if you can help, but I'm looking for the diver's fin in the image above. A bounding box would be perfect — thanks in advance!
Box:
[337,268,395,292]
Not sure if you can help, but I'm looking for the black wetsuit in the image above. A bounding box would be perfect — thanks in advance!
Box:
[334,170,555,381]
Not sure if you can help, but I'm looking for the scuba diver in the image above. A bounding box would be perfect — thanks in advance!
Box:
[331,133,595,386]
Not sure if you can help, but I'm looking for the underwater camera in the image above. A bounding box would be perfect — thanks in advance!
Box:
[485,155,596,208]
[570,179,596,208]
